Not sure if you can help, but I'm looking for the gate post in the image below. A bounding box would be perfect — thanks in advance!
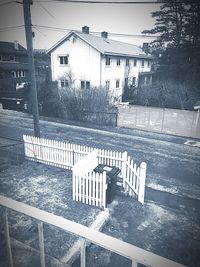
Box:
[138,162,147,204]
[122,151,128,188]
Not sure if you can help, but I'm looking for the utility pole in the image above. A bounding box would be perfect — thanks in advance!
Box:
[23,0,40,137]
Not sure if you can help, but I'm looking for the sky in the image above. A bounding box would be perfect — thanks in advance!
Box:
[0,0,160,50]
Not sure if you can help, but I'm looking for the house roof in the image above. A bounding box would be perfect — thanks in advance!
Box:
[0,41,27,54]
[47,31,152,59]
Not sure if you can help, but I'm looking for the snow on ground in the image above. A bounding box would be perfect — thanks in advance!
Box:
[0,160,101,264]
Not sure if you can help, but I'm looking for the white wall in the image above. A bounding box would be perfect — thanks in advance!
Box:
[50,35,152,101]
[51,35,101,88]
[101,55,152,101]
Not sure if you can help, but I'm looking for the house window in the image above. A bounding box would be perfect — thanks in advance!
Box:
[60,79,69,88]
[105,80,110,90]
[9,55,15,61]
[11,70,25,78]
[126,58,129,66]
[134,59,137,66]
[86,81,90,89]
[81,80,90,89]
[20,70,25,77]
[12,71,17,78]
[147,60,150,67]
[142,59,145,68]
[106,56,111,66]
[117,57,120,66]
[59,56,68,65]
[124,77,128,87]
[81,80,85,89]
[132,77,136,86]
[116,79,120,89]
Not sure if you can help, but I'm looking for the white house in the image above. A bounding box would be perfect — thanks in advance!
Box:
[48,26,153,102]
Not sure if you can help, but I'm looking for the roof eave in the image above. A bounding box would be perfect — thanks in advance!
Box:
[47,31,74,54]
[103,52,153,59]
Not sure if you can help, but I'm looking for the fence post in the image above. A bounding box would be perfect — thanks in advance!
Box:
[102,171,107,209]
[122,151,128,188]
[38,222,45,267]
[138,162,147,205]
[80,240,86,267]
[4,208,13,267]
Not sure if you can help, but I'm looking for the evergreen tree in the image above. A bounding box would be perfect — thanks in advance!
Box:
[143,0,200,85]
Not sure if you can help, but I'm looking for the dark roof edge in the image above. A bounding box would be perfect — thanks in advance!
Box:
[103,52,153,59]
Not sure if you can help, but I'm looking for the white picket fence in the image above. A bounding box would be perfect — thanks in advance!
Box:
[23,135,124,170]
[72,150,107,208]
[23,135,147,205]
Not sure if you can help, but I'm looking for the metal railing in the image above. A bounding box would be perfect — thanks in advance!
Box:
[0,195,186,267]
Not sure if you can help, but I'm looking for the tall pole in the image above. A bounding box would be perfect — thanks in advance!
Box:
[23,0,40,137]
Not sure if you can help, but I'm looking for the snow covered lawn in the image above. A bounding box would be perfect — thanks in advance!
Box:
[0,160,101,265]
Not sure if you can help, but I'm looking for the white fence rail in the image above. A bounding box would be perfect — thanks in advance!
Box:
[23,135,147,205]
[0,196,186,267]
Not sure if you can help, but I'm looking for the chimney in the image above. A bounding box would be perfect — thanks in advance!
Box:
[101,31,108,39]
[14,40,19,50]
[82,26,89,34]
[142,43,149,54]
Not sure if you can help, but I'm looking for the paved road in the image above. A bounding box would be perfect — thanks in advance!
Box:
[0,109,200,266]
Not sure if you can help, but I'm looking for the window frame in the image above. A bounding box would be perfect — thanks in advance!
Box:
[105,80,110,90]
[105,56,111,66]
[116,79,120,89]
[134,59,137,67]
[116,57,121,66]
[60,79,69,88]
[86,81,90,89]
[141,59,145,68]
[9,55,15,61]
[125,58,129,66]
[59,55,69,65]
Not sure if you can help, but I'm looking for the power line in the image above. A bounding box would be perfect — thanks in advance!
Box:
[35,0,56,20]
[0,25,24,32]
[33,24,158,38]
[0,1,22,7]
[38,0,162,3]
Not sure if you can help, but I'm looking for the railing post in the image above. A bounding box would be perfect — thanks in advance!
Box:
[132,259,138,267]
[4,208,13,267]
[80,240,86,267]
[138,162,147,204]
[38,221,45,267]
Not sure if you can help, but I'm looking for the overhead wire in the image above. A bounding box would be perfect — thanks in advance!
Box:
[35,0,57,20]
[0,1,22,7]
[37,0,164,4]
[33,24,158,38]
[0,25,24,32]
